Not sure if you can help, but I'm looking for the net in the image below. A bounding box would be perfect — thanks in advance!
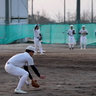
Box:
[0,23,96,45]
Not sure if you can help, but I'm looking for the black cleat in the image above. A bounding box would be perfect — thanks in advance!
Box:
[72,47,74,50]
[69,48,71,50]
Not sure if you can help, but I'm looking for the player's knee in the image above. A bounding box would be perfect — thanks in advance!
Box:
[24,71,29,78]
[26,71,29,76]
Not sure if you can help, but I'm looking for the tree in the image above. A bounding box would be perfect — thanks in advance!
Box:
[80,10,91,23]
[54,11,63,23]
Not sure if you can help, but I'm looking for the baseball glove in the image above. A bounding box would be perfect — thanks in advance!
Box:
[32,79,40,88]
[39,33,42,41]
[72,30,75,34]
[81,31,86,36]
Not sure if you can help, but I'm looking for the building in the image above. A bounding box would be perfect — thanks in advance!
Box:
[0,0,29,43]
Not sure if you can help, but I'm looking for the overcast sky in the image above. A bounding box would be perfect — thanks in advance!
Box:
[28,0,96,21]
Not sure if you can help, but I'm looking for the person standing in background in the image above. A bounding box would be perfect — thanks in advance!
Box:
[79,25,88,49]
[67,25,76,50]
[33,24,44,55]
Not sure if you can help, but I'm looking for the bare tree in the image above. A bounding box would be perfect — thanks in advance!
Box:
[93,15,96,22]
[66,11,76,23]
[54,11,64,23]
[41,10,50,20]
[81,10,91,23]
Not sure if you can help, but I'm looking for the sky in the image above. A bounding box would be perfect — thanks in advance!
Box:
[28,0,96,21]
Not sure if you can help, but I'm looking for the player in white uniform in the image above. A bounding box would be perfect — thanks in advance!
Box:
[67,25,76,50]
[79,25,88,49]
[34,25,44,55]
[4,46,46,94]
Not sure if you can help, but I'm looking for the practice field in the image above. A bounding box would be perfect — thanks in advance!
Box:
[0,43,96,96]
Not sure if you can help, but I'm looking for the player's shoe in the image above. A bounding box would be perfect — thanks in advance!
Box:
[72,47,74,50]
[40,52,44,55]
[69,48,71,50]
[34,51,37,55]
[25,80,31,87]
[42,50,46,52]
[38,50,46,53]
[14,89,27,94]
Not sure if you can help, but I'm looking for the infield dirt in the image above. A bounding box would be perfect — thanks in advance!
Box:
[0,43,96,96]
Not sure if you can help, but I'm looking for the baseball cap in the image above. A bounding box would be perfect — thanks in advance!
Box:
[82,25,85,27]
[26,46,35,52]
[35,24,39,27]
[70,25,73,27]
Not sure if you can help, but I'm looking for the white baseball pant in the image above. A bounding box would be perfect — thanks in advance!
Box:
[34,37,43,53]
[80,36,87,44]
[4,63,28,90]
[68,36,76,48]
[80,36,87,49]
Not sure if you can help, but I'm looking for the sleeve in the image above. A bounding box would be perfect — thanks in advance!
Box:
[30,65,40,77]
[39,33,42,36]
[86,29,88,35]
[79,29,81,34]
[73,29,76,34]
[23,66,33,79]
[67,30,70,35]
[27,56,34,66]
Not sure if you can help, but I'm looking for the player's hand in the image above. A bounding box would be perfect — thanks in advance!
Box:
[40,75,46,79]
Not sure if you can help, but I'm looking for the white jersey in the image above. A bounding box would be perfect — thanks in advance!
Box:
[67,29,76,37]
[7,52,34,67]
[34,29,40,38]
[79,29,88,37]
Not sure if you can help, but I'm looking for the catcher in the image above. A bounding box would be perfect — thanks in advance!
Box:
[4,46,46,94]
[79,25,88,49]
[33,24,44,55]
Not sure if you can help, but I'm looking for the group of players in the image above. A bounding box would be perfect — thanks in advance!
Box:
[4,24,88,94]
[67,25,88,50]
[34,24,88,52]
[34,24,89,52]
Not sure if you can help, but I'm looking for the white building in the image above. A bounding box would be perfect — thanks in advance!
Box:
[0,0,28,25]
[0,0,29,43]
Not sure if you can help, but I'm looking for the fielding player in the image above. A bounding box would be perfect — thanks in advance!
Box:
[33,24,44,55]
[79,25,88,49]
[67,25,76,50]
[4,46,46,94]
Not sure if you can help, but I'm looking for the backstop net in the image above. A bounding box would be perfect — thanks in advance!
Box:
[0,23,96,45]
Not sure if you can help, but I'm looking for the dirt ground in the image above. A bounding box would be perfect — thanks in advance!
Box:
[0,43,96,96]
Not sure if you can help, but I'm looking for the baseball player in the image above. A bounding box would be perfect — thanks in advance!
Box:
[67,25,76,50]
[33,24,44,55]
[4,46,46,94]
[79,25,88,49]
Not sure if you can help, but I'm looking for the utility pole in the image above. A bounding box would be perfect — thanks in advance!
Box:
[5,0,9,25]
[76,0,80,44]
[76,0,80,23]
[18,0,20,23]
[91,0,93,23]
[64,0,66,23]
[31,0,34,23]
[37,11,40,22]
